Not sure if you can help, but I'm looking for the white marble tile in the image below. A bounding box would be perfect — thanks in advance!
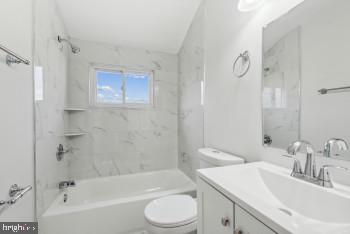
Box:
[34,0,70,216]
[178,4,205,180]
[66,39,178,180]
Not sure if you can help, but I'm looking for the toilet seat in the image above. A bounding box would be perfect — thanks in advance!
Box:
[144,195,197,228]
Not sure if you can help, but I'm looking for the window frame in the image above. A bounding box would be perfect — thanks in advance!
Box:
[89,64,154,109]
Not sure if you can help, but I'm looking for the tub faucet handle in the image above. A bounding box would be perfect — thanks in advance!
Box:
[59,180,76,190]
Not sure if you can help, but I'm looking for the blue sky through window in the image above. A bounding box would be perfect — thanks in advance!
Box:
[96,71,123,103]
[96,70,150,105]
[125,73,150,104]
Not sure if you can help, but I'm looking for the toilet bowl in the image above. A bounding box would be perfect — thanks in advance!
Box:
[144,148,244,234]
[144,195,197,234]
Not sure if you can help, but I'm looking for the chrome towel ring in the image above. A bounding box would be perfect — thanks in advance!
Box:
[233,50,251,78]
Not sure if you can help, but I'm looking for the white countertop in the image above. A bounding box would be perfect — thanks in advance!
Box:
[197,162,350,234]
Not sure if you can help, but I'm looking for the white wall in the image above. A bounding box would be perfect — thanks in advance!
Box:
[204,0,302,163]
[34,0,70,216]
[201,0,350,184]
[66,39,178,179]
[0,0,35,221]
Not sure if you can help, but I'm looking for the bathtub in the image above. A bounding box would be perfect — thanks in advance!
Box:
[41,169,196,234]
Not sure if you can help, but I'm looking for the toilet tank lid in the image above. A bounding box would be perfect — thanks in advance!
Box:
[198,148,244,166]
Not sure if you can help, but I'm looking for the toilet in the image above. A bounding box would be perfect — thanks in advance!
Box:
[144,148,244,234]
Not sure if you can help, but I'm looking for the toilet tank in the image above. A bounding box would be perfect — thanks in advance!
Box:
[198,148,244,168]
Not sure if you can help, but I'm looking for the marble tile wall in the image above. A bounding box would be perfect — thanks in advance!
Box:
[34,0,70,216]
[178,3,205,180]
[66,39,178,179]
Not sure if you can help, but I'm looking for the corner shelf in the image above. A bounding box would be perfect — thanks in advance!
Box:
[64,108,87,112]
[64,132,88,137]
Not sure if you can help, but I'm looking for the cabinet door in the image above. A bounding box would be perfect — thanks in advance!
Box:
[198,178,234,234]
[234,205,276,234]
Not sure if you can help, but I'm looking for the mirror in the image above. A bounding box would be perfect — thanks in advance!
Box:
[262,0,350,161]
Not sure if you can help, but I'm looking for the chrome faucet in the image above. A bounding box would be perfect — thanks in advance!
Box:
[58,180,76,190]
[287,140,317,178]
[286,140,349,188]
[323,138,349,158]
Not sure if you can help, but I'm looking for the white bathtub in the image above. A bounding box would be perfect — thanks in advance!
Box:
[41,169,196,234]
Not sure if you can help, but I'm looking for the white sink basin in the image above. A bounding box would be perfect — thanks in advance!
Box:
[198,162,350,234]
[259,167,350,223]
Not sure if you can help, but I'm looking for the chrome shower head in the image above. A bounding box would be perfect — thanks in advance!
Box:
[57,35,80,54]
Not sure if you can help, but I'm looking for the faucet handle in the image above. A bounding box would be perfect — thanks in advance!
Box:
[317,165,348,188]
[292,159,303,176]
[282,155,303,176]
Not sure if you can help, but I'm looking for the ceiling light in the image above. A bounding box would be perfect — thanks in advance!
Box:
[238,0,265,12]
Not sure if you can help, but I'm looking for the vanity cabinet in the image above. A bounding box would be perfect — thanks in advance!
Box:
[198,177,234,234]
[198,178,276,234]
[235,205,276,234]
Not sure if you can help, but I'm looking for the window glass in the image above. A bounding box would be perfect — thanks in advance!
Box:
[96,70,123,104]
[125,72,150,104]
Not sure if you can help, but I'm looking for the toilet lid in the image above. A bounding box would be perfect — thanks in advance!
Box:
[144,195,197,228]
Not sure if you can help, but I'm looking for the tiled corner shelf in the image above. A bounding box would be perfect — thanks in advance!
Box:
[64,108,87,112]
[64,132,88,137]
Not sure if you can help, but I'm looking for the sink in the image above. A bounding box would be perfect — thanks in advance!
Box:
[259,167,350,223]
[198,162,350,234]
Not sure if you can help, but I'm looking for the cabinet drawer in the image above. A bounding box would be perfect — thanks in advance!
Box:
[198,178,234,234]
[235,205,276,234]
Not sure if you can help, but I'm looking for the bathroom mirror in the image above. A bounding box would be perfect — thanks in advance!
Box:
[262,0,350,161]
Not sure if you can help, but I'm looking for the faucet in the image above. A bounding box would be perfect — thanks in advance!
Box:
[286,140,349,188]
[287,140,317,178]
[323,138,349,158]
[58,180,76,190]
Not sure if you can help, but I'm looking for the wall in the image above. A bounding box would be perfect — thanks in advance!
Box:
[202,0,350,184]
[0,0,35,221]
[178,4,205,180]
[34,0,70,217]
[67,39,178,179]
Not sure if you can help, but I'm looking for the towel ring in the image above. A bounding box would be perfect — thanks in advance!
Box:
[233,51,251,78]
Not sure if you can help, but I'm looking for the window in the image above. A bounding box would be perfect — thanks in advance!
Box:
[90,66,153,107]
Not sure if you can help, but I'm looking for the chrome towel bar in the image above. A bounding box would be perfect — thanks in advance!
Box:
[0,44,30,66]
[0,184,32,206]
[318,86,350,95]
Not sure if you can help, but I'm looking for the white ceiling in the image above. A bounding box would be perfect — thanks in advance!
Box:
[55,0,202,54]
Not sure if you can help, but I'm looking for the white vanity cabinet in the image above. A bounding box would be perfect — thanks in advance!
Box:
[198,178,276,234]
[198,177,234,234]
[235,205,276,234]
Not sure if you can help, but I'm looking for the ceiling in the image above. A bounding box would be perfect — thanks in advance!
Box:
[55,0,202,54]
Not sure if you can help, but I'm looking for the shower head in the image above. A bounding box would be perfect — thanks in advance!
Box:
[57,35,80,54]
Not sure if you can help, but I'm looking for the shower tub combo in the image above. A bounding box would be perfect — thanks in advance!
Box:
[41,169,196,234]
